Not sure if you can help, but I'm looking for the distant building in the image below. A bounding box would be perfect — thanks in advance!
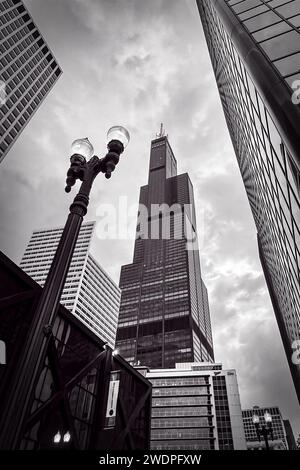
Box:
[283,419,297,450]
[0,251,151,450]
[0,0,62,163]
[20,221,120,348]
[196,0,300,404]
[242,405,288,449]
[116,133,214,368]
[145,362,246,450]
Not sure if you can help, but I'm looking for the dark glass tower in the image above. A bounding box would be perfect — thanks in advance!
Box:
[0,0,62,163]
[196,0,300,403]
[116,134,214,368]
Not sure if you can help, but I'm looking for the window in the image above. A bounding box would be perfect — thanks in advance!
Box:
[274,51,300,76]
[260,30,300,60]
[252,21,291,42]
[244,10,281,32]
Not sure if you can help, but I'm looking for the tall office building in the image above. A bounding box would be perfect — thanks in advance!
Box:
[20,221,121,348]
[0,0,62,163]
[116,133,214,368]
[197,0,300,403]
[242,405,288,450]
[143,362,246,450]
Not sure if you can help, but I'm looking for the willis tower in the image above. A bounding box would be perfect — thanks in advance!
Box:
[116,129,214,368]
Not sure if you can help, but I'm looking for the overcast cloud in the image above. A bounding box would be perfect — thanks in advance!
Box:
[0,0,299,437]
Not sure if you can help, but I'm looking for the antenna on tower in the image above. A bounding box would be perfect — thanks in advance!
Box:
[156,123,165,138]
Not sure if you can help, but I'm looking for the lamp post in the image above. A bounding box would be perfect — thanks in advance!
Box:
[252,412,274,450]
[0,126,130,449]
[53,430,71,447]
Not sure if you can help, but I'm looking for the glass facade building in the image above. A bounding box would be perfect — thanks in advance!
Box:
[197,0,300,403]
[116,135,214,368]
[0,0,62,163]
[242,405,288,449]
[20,221,121,348]
[283,419,297,450]
[146,362,246,450]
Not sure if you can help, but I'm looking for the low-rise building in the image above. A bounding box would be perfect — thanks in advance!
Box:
[145,362,246,450]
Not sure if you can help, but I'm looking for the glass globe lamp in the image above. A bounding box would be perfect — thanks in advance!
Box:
[53,431,61,444]
[264,412,272,423]
[252,414,260,425]
[71,137,94,159]
[63,431,71,443]
[107,126,130,148]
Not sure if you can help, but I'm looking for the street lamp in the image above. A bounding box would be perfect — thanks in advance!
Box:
[0,126,130,449]
[63,431,71,443]
[252,412,274,450]
[53,431,62,444]
[53,430,71,448]
[66,126,130,193]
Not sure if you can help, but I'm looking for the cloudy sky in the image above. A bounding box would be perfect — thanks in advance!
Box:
[0,0,299,438]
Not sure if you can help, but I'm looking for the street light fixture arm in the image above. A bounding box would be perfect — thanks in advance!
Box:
[65,139,124,193]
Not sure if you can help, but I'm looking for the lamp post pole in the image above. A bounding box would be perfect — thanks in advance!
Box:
[252,412,273,451]
[261,425,270,451]
[0,127,129,449]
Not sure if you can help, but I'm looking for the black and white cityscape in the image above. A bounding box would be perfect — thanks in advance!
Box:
[1,0,300,453]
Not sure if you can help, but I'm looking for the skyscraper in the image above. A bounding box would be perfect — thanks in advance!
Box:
[196,0,300,403]
[116,133,214,368]
[146,362,246,450]
[0,0,62,163]
[20,221,121,348]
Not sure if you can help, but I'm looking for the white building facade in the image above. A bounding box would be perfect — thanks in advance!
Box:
[146,362,246,450]
[20,221,120,348]
[0,0,62,163]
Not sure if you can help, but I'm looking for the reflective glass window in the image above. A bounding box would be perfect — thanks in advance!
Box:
[244,11,281,32]
[273,51,300,76]
[252,21,291,42]
[260,30,300,60]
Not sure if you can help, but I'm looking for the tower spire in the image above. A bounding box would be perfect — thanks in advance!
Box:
[156,123,165,138]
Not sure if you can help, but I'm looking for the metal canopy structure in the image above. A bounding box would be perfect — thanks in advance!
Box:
[0,251,151,450]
